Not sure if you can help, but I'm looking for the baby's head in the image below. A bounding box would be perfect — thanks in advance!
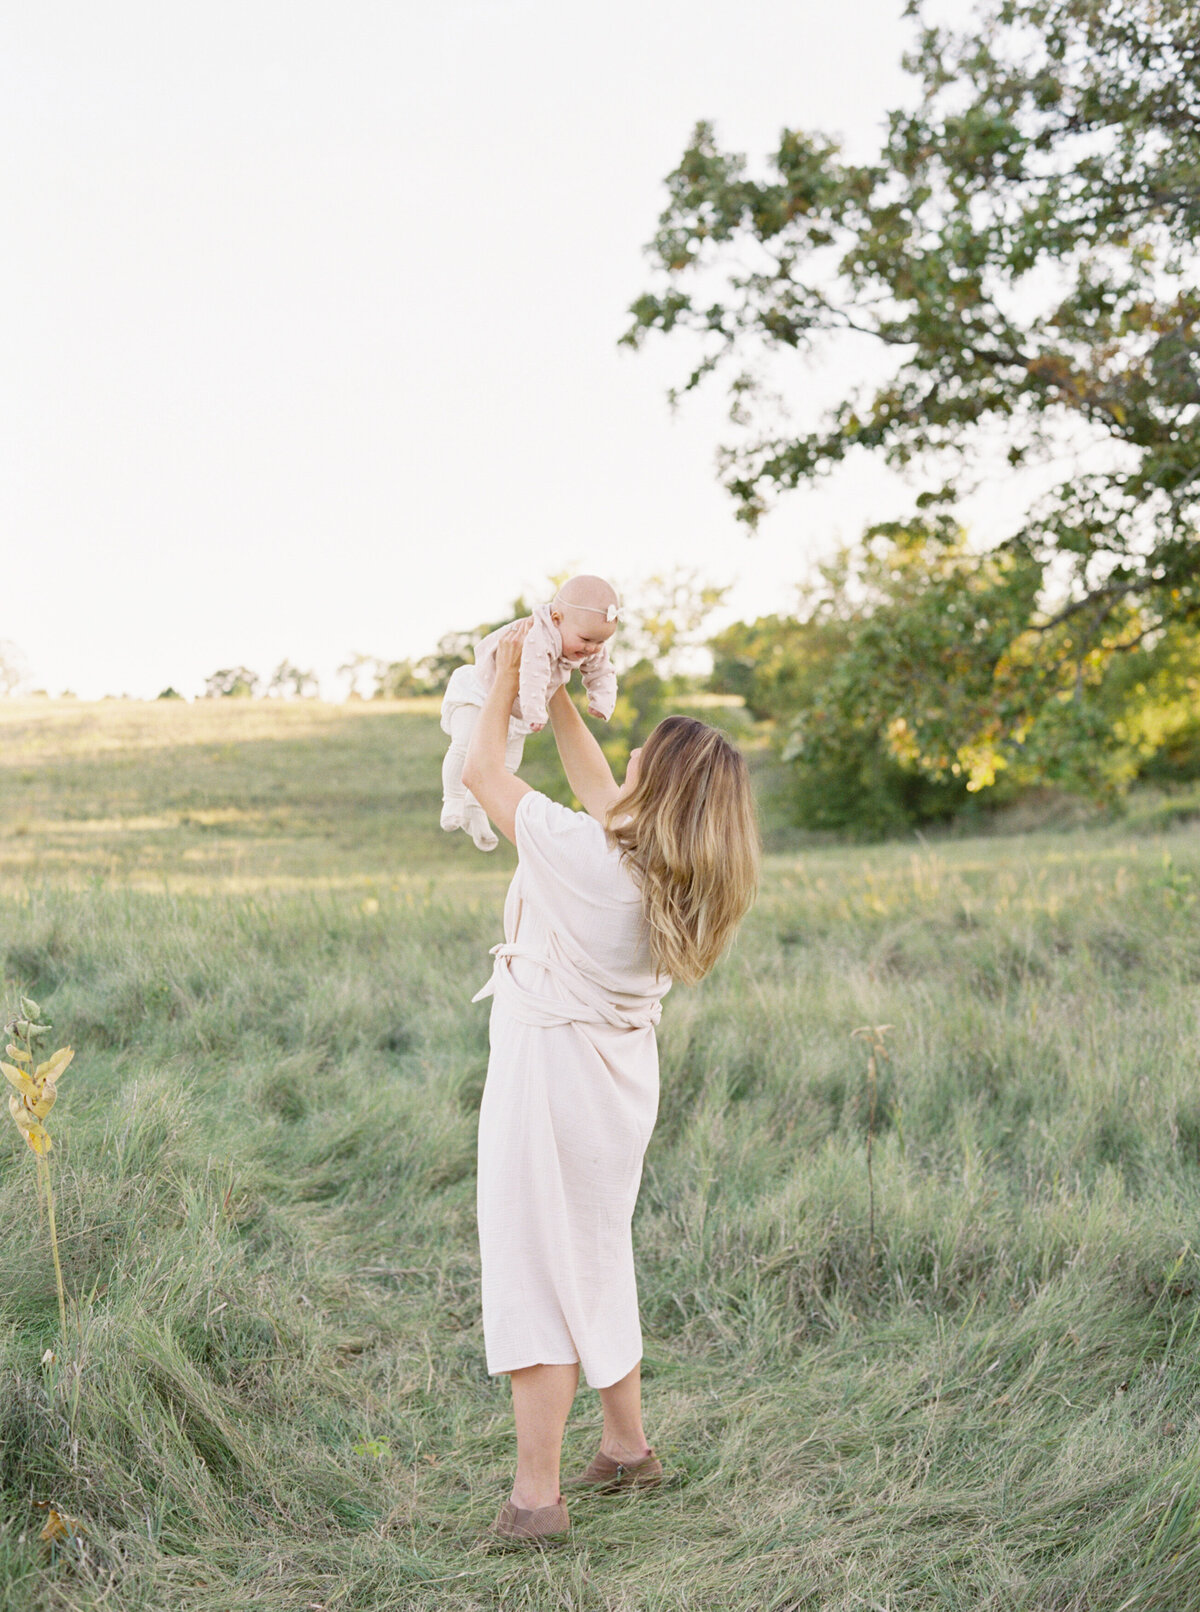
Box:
[550,575,620,661]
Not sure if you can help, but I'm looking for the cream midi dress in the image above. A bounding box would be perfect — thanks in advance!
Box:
[474,790,670,1389]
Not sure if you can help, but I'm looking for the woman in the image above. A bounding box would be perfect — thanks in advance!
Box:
[462,622,759,1544]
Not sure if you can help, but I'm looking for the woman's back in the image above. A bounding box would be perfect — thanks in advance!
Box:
[502,791,668,1014]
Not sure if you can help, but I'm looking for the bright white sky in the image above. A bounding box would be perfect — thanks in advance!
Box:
[4,0,977,699]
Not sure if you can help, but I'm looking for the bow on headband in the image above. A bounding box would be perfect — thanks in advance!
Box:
[552,595,621,622]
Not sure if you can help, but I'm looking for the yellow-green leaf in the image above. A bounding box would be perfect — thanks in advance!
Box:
[29,1082,57,1120]
[35,1047,73,1083]
[5,1044,31,1063]
[9,1093,52,1152]
[38,1506,85,1545]
[23,1121,53,1156]
[1,1062,37,1099]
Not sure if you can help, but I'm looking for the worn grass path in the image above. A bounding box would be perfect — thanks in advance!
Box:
[2,700,1199,1610]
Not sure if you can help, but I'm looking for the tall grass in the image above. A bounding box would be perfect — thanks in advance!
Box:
[2,700,1199,1610]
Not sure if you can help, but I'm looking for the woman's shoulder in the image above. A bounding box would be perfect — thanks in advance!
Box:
[516,789,605,842]
[516,792,637,895]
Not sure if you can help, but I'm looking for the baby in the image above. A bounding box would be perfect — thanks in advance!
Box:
[439,574,621,851]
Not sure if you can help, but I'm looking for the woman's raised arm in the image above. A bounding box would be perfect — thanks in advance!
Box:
[461,625,533,845]
[548,685,620,822]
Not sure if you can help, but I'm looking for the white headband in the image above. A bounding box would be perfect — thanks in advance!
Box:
[552,593,621,623]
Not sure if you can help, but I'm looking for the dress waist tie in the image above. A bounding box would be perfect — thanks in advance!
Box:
[471,943,661,1031]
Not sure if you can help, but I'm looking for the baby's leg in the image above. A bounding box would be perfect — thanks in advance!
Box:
[441,705,478,832]
[462,725,525,852]
[456,726,525,852]
[443,704,500,851]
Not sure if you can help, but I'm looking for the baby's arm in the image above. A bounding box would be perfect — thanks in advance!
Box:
[471,626,500,693]
[580,646,618,721]
[517,617,556,730]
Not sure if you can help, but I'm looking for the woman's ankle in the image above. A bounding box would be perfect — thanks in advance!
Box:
[599,1436,652,1464]
[509,1482,562,1511]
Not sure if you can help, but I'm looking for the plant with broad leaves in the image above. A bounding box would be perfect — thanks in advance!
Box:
[352,1438,392,1459]
[4,998,74,1337]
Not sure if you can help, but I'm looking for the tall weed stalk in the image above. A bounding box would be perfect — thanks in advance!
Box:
[851,1023,891,1264]
[4,998,74,1339]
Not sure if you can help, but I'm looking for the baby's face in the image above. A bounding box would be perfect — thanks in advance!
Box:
[554,605,617,662]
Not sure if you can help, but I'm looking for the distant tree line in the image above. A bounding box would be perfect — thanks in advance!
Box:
[193,571,727,770]
[333,570,730,702]
[195,661,322,701]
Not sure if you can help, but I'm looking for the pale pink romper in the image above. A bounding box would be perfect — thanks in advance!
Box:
[473,791,670,1388]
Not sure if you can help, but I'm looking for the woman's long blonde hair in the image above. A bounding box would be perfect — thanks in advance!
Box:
[605,716,759,985]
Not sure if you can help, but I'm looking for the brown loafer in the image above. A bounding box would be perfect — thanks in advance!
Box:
[491,1496,570,1544]
[566,1447,663,1492]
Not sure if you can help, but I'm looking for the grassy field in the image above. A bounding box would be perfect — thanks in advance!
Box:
[2,698,1199,1611]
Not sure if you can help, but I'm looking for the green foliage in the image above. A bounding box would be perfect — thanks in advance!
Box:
[786,523,1047,794]
[334,651,377,700]
[788,725,976,838]
[707,606,958,834]
[267,660,319,699]
[203,665,260,700]
[710,610,843,725]
[1103,623,1200,783]
[368,597,534,700]
[368,657,434,699]
[614,567,730,677]
[710,524,1200,829]
[597,657,670,775]
[630,0,1200,771]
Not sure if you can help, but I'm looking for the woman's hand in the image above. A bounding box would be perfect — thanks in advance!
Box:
[493,618,532,680]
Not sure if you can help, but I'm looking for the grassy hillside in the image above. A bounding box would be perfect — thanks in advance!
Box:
[2,700,1199,1611]
[0,697,518,895]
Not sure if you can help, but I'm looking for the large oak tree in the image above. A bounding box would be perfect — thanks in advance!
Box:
[626,0,1199,791]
